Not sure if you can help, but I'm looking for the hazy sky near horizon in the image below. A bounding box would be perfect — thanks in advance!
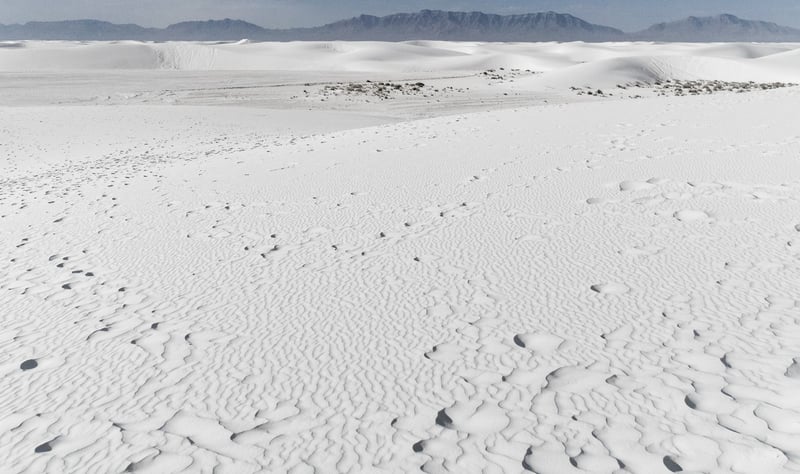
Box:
[2,0,800,31]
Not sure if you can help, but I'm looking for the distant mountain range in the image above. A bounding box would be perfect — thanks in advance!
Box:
[1,11,799,42]
[304,11,625,42]
[633,14,800,42]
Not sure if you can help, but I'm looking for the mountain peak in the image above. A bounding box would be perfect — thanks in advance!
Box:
[163,19,266,40]
[166,18,263,29]
[635,13,800,41]
[317,10,624,41]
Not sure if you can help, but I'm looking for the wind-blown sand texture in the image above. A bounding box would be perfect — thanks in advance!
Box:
[2,40,800,473]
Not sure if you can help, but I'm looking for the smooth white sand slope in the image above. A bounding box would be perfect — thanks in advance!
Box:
[1,40,799,77]
[525,54,800,88]
[1,42,800,473]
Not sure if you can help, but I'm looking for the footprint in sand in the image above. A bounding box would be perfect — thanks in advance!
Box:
[673,210,710,222]
[34,440,54,453]
[619,245,662,257]
[435,400,509,434]
[513,332,564,354]
[586,197,619,205]
[786,358,800,378]
[424,343,468,362]
[619,180,655,192]
[590,282,629,294]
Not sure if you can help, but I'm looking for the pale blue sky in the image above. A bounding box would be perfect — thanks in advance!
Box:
[2,0,799,31]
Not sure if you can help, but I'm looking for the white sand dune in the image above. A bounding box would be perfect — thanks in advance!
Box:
[1,40,798,77]
[692,43,798,59]
[756,47,800,79]
[2,41,800,473]
[526,53,800,88]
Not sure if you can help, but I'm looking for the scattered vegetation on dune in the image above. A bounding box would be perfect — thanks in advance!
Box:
[572,79,797,99]
[650,79,797,96]
[300,81,469,101]
[480,68,539,83]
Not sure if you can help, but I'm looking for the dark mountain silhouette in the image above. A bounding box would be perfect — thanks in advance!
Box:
[633,14,800,42]
[0,11,624,42]
[1,11,799,42]
[293,10,625,41]
[0,19,154,40]
[164,19,268,41]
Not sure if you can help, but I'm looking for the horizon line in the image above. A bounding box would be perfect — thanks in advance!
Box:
[2,10,799,33]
